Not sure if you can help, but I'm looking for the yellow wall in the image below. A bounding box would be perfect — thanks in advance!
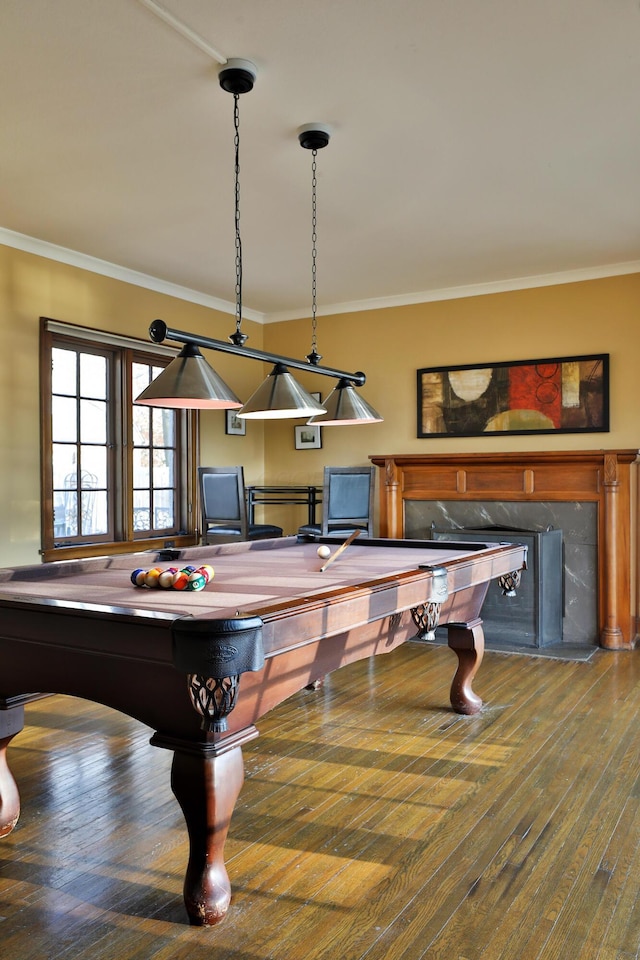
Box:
[1,241,639,564]
[262,274,640,532]
[0,244,266,566]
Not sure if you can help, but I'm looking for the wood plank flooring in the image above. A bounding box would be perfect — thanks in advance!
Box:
[2,641,640,959]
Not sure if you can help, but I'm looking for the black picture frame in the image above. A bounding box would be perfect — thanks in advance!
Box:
[417,353,609,438]
[225,410,246,436]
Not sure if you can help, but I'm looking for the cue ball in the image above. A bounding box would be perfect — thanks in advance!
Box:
[317,545,331,560]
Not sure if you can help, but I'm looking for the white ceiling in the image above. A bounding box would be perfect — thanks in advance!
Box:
[1,0,639,322]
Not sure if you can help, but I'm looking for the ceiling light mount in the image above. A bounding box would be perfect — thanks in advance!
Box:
[218,58,257,95]
[298,123,331,151]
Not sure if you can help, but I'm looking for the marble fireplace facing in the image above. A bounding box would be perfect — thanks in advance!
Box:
[406,499,594,645]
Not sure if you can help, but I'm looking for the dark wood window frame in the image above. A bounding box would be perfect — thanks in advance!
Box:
[40,317,199,561]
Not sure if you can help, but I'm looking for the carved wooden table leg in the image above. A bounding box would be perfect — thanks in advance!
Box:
[0,704,24,837]
[170,743,245,926]
[168,614,265,925]
[446,618,485,715]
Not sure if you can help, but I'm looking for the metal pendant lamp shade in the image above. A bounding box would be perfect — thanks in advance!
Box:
[239,364,326,419]
[308,378,383,425]
[135,343,242,409]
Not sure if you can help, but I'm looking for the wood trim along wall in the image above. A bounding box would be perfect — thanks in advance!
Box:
[370,450,639,650]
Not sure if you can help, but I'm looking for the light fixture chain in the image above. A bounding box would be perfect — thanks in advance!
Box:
[223,62,251,348]
[234,93,242,332]
[312,149,317,330]
[306,148,322,364]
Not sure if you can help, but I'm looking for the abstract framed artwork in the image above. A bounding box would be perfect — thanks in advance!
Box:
[417,354,609,438]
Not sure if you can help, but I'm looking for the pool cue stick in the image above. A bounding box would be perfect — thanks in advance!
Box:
[319,529,361,572]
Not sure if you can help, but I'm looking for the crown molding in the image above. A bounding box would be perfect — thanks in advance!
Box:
[0,227,265,324]
[1,226,638,325]
[263,260,640,323]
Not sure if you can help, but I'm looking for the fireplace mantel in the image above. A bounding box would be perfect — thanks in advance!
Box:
[370,450,639,650]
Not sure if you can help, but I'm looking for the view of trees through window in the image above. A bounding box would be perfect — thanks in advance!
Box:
[51,346,111,539]
[131,362,177,534]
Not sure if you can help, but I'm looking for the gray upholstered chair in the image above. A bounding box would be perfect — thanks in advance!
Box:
[298,466,375,538]
[199,466,283,544]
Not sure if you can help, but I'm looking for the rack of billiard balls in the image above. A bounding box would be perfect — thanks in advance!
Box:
[130,564,214,592]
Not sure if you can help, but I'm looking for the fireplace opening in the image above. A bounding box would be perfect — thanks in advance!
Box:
[431,523,564,648]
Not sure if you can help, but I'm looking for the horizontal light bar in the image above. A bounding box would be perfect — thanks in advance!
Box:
[147,319,367,387]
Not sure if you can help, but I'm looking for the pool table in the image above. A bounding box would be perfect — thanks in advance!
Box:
[0,534,526,926]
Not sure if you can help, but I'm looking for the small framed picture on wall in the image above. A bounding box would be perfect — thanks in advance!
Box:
[294,424,322,450]
[225,410,246,436]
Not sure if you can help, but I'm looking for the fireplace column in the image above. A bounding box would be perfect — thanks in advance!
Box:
[601,452,624,649]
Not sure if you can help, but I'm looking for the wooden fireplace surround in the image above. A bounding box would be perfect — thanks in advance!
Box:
[370,450,639,650]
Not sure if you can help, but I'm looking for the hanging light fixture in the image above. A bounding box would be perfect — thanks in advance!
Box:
[136,64,374,415]
[144,318,369,395]
[297,125,383,426]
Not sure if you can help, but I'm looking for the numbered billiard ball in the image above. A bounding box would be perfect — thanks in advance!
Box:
[172,570,190,591]
[317,545,331,560]
[187,572,207,592]
[145,567,162,588]
[131,568,147,587]
[158,569,175,589]
[198,564,215,583]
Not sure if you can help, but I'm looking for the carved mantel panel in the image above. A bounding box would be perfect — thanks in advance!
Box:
[370,450,639,650]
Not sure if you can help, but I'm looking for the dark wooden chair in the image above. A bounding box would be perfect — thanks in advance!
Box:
[198,466,283,544]
[298,466,375,538]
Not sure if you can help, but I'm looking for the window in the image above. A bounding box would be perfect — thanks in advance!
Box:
[40,319,198,561]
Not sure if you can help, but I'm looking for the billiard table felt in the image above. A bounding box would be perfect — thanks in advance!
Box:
[0,537,489,621]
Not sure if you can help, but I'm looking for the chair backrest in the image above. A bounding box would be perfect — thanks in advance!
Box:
[198,466,249,540]
[322,466,375,536]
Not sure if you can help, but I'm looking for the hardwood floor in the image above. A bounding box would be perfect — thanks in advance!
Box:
[2,641,640,959]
